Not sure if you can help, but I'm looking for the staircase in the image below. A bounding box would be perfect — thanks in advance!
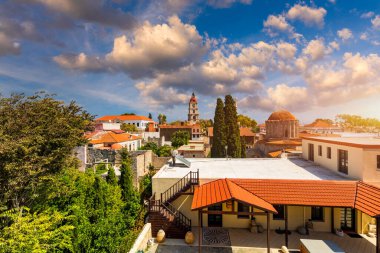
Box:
[149,170,199,238]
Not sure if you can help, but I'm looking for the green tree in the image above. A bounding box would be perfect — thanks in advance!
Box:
[211,98,226,158]
[0,92,93,209]
[148,113,152,119]
[157,113,167,125]
[237,114,258,130]
[171,130,190,148]
[121,123,138,132]
[240,137,246,158]
[224,95,241,158]
[314,118,334,125]
[106,167,118,185]
[139,142,158,154]
[157,145,172,157]
[121,112,135,115]
[199,119,213,133]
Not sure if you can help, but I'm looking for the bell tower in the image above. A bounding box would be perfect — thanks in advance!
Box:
[188,92,199,124]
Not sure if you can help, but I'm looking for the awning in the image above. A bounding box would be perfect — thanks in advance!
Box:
[191,179,277,213]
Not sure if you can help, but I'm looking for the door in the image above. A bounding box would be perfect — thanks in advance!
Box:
[340,208,356,231]
[208,204,222,227]
[308,144,314,161]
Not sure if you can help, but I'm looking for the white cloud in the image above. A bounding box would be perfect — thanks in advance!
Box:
[360,33,368,40]
[337,28,353,41]
[0,33,20,56]
[302,38,335,61]
[276,42,297,60]
[54,53,105,71]
[361,11,375,19]
[372,15,380,30]
[55,16,208,78]
[287,4,327,27]
[263,15,302,40]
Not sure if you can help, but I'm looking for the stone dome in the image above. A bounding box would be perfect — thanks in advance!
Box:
[111,143,123,150]
[267,110,296,121]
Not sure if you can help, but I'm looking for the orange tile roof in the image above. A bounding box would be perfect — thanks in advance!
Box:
[96,115,155,122]
[355,182,380,217]
[231,179,357,207]
[89,131,141,144]
[191,179,277,213]
[268,150,282,158]
[207,127,255,137]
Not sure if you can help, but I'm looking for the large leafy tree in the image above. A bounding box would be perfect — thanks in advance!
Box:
[211,98,226,158]
[237,114,258,129]
[171,130,190,148]
[0,92,93,209]
[0,207,74,252]
[121,123,138,132]
[224,95,241,158]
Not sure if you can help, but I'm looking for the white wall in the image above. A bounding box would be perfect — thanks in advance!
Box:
[102,123,121,130]
[123,120,154,130]
[302,140,363,180]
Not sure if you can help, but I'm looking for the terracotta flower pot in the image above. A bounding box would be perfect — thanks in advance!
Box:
[185,231,194,244]
[156,229,166,243]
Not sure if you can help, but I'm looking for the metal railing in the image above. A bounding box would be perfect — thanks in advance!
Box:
[160,170,199,204]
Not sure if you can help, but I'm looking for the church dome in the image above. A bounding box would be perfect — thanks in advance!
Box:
[267,110,296,121]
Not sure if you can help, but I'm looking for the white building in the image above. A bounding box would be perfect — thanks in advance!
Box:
[96,115,157,131]
[302,136,380,182]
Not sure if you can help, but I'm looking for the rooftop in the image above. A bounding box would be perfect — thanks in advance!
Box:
[177,143,204,152]
[153,158,350,181]
[303,136,380,148]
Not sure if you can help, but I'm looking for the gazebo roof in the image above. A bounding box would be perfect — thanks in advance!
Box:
[191,179,277,213]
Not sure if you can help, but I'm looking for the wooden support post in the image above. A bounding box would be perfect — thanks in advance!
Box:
[285,205,288,247]
[198,210,201,253]
[331,207,335,233]
[377,217,380,253]
[267,212,270,253]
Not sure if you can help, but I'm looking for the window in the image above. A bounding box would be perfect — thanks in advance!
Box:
[338,149,348,174]
[193,110,195,113]
[377,155,380,169]
[308,143,314,161]
[327,147,331,159]
[237,203,250,219]
[311,207,324,221]
[318,145,322,156]
[273,205,285,220]
[137,123,140,127]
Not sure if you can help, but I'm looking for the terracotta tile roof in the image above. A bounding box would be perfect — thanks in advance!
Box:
[355,182,380,217]
[89,131,141,144]
[230,179,357,208]
[191,179,277,213]
[268,150,282,158]
[96,115,155,122]
[207,127,255,137]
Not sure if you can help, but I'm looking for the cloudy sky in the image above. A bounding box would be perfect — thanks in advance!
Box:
[1,0,380,123]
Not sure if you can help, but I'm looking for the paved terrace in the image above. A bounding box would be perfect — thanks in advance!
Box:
[153,158,351,181]
[148,228,376,253]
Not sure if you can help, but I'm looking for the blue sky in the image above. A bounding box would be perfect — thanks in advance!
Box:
[1,0,380,124]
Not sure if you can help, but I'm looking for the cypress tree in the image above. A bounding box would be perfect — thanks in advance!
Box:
[211,98,226,158]
[240,137,246,158]
[106,167,118,185]
[119,149,135,200]
[224,95,241,158]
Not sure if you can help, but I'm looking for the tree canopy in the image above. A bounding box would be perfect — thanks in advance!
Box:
[121,123,138,132]
[211,98,226,158]
[157,113,167,125]
[224,95,241,158]
[237,114,257,130]
[0,92,94,208]
[171,130,190,148]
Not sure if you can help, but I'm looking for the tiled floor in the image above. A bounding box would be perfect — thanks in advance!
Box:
[153,228,376,253]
